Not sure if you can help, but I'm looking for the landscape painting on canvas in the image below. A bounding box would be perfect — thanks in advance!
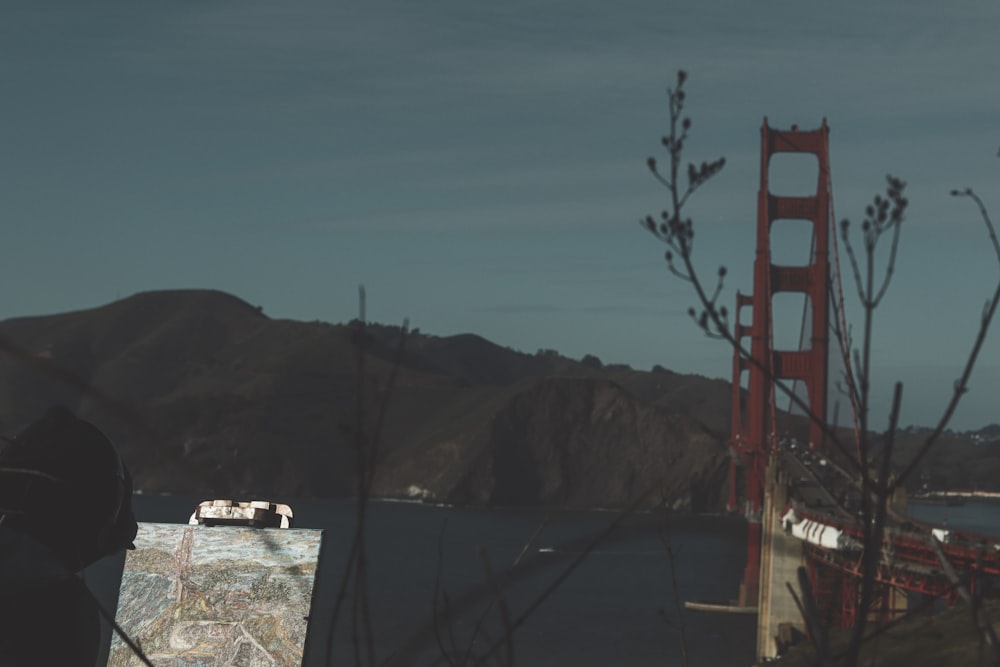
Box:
[109,522,323,666]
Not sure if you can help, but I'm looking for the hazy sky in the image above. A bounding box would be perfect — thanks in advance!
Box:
[2,0,998,429]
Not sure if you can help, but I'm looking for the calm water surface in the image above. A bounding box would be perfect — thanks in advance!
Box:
[88,496,757,666]
[85,497,1000,665]
[907,500,1000,537]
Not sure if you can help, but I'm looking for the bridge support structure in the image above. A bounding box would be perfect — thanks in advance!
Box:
[756,457,806,657]
[700,118,1000,659]
[728,119,832,611]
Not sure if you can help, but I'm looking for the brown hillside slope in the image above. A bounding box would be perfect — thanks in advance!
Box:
[0,289,731,508]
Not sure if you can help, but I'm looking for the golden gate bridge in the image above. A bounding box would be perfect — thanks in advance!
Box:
[723,120,1000,660]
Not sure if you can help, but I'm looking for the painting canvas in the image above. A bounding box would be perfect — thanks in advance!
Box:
[109,522,323,667]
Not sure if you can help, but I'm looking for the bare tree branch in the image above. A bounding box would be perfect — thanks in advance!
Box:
[642,70,1000,667]
[892,190,1000,490]
[930,535,1000,666]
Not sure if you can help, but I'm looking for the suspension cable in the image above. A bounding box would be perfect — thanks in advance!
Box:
[826,137,862,461]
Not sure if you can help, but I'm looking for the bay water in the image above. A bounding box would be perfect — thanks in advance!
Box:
[87,496,757,666]
[84,496,1000,665]
[907,500,1000,538]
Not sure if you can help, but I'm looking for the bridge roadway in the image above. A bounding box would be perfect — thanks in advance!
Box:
[783,440,1000,580]
[756,439,1000,659]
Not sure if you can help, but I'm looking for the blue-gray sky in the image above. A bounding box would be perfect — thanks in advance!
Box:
[1,0,998,429]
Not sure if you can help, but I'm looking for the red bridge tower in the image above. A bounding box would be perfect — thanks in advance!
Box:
[729,119,832,606]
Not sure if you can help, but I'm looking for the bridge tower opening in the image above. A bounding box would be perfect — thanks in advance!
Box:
[729,119,832,607]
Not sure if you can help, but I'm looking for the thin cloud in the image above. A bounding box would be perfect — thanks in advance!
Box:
[482,303,674,317]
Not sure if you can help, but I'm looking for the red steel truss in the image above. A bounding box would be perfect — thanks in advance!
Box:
[798,508,1000,626]
[726,119,996,622]
[729,119,832,606]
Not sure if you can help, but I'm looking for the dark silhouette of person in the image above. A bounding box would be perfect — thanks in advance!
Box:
[0,406,139,667]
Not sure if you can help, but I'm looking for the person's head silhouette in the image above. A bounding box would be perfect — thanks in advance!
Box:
[0,405,138,571]
[0,406,140,665]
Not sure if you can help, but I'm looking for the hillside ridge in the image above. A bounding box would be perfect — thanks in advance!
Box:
[1,289,988,505]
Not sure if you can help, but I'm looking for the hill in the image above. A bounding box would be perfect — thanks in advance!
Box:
[0,290,733,510]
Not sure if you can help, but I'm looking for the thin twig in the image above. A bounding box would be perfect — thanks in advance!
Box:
[795,566,829,666]
[432,519,459,667]
[930,535,1000,666]
[469,483,660,667]
[511,515,548,569]
[893,190,1000,490]
[477,547,515,667]
[643,71,1000,667]
[83,577,155,667]
[658,522,690,667]
[459,516,549,664]
[326,287,409,667]
[845,382,902,667]
[325,534,361,665]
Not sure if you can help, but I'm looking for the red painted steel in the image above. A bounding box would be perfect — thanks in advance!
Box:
[729,120,986,625]
[798,507,1000,618]
[730,119,832,605]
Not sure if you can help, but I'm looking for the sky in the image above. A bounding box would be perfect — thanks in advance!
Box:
[1,0,998,429]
